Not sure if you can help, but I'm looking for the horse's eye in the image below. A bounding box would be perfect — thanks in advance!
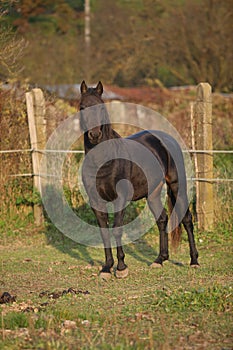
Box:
[80,105,85,110]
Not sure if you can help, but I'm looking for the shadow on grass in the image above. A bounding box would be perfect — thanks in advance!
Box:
[43,200,184,268]
[44,223,160,268]
[44,223,97,266]
[125,239,159,266]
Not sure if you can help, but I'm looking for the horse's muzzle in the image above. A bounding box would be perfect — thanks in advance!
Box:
[88,129,103,144]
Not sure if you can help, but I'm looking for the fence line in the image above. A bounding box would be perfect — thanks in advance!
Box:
[7,173,233,182]
[184,150,233,154]
[8,173,34,177]
[2,148,232,182]
[0,148,33,154]
[189,178,233,183]
[1,148,233,154]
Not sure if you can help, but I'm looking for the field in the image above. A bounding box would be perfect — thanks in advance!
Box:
[0,86,233,349]
[1,1,233,347]
[0,220,232,350]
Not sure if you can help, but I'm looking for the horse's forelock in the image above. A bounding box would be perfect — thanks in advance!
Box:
[80,88,104,107]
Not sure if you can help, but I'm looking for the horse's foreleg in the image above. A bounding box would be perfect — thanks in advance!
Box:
[92,209,114,278]
[153,208,169,266]
[112,210,128,278]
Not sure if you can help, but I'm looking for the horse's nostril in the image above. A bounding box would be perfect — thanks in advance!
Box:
[88,130,102,142]
[91,131,98,138]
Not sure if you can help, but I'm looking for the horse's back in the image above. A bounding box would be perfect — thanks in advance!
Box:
[127,130,181,153]
[127,130,186,185]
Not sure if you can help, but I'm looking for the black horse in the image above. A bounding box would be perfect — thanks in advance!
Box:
[79,81,199,279]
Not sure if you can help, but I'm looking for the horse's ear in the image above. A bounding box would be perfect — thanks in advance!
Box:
[95,81,103,95]
[80,80,88,94]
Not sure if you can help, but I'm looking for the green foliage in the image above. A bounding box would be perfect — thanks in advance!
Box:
[66,0,84,11]
[214,154,232,179]
[0,312,28,330]
[151,285,231,313]
[157,66,180,88]
[16,189,41,206]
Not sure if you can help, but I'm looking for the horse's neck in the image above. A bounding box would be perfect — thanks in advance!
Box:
[110,128,121,139]
[101,122,121,140]
[84,133,94,154]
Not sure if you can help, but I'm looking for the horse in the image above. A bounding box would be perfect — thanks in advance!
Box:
[79,80,199,279]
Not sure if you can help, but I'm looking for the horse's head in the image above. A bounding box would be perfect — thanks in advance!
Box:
[79,80,107,145]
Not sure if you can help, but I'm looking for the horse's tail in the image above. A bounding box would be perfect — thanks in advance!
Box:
[167,187,182,249]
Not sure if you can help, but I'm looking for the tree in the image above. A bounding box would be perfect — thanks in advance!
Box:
[91,0,233,90]
[160,0,233,91]
[90,0,165,86]
[1,0,232,90]
[0,4,27,80]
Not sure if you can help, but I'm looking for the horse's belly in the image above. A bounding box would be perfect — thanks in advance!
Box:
[131,177,148,200]
[97,181,118,202]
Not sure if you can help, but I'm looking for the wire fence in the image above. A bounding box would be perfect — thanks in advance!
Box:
[1,148,233,182]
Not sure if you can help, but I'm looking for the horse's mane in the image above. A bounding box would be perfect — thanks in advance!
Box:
[101,106,121,140]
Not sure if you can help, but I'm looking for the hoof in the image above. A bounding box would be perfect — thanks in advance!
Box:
[99,272,112,280]
[150,262,162,268]
[190,264,200,268]
[116,267,128,279]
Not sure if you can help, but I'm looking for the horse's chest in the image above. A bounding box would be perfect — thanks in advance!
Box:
[95,167,121,202]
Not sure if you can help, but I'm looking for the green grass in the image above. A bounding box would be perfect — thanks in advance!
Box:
[0,224,232,350]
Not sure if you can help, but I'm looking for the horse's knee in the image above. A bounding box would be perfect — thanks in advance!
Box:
[156,210,168,230]
[112,231,121,242]
[93,209,108,227]
[182,210,193,229]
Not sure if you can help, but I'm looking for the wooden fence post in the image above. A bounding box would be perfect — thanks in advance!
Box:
[191,83,214,231]
[26,88,46,225]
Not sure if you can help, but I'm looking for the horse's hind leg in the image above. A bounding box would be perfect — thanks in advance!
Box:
[147,188,169,267]
[182,209,199,267]
[169,182,199,267]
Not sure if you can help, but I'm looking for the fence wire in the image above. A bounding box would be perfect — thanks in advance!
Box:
[1,148,233,182]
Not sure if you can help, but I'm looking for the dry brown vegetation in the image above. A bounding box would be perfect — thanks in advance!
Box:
[0,84,232,224]
[1,0,232,91]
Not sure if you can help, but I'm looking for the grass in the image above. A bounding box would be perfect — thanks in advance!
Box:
[0,222,232,350]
